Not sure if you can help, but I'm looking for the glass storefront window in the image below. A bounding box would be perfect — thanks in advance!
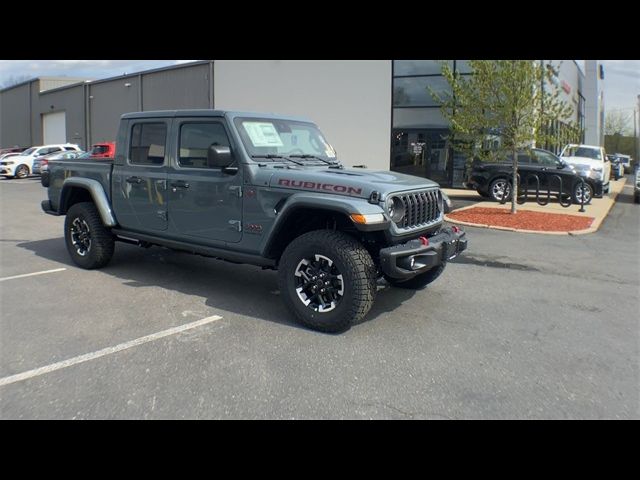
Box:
[393,107,448,129]
[393,77,451,107]
[393,60,452,76]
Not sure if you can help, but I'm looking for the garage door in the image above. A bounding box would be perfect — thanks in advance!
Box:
[42,111,67,144]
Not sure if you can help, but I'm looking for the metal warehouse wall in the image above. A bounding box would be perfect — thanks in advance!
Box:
[89,76,140,144]
[213,60,392,170]
[142,63,212,110]
[0,82,34,147]
[36,84,86,147]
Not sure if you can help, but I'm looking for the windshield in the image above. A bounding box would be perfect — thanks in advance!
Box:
[562,146,602,160]
[21,147,36,156]
[234,117,337,163]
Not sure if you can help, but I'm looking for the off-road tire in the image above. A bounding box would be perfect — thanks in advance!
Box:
[278,230,376,333]
[15,164,29,179]
[64,202,115,269]
[385,263,446,290]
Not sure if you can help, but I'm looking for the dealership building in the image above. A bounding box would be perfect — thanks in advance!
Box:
[0,60,604,187]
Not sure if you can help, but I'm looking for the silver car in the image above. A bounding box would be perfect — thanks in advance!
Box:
[33,150,85,174]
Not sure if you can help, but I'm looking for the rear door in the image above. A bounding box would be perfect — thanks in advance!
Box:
[111,120,170,232]
[166,118,243,244]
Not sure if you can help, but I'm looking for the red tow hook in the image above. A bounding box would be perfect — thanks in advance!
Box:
[451,225,461,233]
[419,236,429,246]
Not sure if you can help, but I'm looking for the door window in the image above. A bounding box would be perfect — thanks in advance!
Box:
[130,123,167,166]
[178,122,230,169]
[534,151,560,167]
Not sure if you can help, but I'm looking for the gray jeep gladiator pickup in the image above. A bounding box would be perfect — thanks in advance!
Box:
[42,110,467,332]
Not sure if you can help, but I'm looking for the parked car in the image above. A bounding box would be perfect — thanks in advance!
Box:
[41,109,468,333]
[1,144,81,179]
[614,153,632,173]
[465,148,595,204]
[559,144,610,195]
[89,142,116,158]
[0,152,23,162]
[607,154,624,180]
[34,150,85,174]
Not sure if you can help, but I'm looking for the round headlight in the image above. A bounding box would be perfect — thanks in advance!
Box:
[385,196,405,223]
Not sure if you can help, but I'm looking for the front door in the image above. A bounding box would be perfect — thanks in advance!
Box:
[112,120,169,232]
[167,119,242,244]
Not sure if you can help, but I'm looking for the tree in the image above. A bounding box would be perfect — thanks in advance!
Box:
[431,60,575,213]
[604,110,633,136]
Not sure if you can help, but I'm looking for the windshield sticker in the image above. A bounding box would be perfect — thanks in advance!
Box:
[243,122,284,147]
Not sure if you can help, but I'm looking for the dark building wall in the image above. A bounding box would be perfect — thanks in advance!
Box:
[0,82,34,148]
[36,84,86,147]
[142,63,211,110]
[89,76,140,144]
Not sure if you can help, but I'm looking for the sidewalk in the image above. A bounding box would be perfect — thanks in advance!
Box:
[442,177,626,235]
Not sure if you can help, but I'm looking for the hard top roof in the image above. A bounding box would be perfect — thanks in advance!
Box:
[121,109,314,123]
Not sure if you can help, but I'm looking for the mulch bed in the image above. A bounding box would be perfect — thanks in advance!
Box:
[447,207,594,232]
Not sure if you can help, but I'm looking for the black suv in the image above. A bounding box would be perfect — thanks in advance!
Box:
[466,148,596,204]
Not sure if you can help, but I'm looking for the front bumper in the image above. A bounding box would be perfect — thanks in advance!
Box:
[379,226,467,279]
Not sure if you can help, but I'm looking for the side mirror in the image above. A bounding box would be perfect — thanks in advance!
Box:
[207,145,234,169]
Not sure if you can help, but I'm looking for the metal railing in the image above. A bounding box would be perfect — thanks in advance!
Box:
[499,172,587,212]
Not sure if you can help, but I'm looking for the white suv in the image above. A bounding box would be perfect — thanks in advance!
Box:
[0,144,81,179]
[559,144,611,194]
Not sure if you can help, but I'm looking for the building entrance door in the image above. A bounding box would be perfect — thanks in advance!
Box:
[391,128,452,186]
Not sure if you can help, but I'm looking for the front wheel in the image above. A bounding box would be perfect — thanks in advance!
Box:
[15,164,29,179]
[278,230,376,333]
[64,202,115,269]
[385,263,446,290]
[572,182,593,205]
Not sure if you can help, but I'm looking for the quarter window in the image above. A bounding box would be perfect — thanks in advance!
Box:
[178,123,231,169]
[130,123,167,166]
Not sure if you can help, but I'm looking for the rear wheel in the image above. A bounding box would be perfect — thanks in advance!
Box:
[385,263,446,290]
[64,202,115,269]
[15,164,29,179]
[278,230,376,333]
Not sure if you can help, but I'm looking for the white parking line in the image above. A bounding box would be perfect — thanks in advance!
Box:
[0,268,67,282]
[0,315,223,387]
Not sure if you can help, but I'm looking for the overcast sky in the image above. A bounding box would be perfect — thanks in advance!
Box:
[1,59,638,118]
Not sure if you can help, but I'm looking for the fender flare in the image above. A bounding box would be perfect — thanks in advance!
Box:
[262,192,387,256]
[60,177,117,227]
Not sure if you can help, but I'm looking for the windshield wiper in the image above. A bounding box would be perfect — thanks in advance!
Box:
[288,154,341,166]
[251,154,304,165]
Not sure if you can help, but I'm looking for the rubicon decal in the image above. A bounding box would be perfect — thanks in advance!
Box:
[278,179,362,195]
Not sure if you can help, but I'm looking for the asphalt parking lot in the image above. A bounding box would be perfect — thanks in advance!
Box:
[1,176,638,419]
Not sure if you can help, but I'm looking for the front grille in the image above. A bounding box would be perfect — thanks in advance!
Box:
[395,189,441,229]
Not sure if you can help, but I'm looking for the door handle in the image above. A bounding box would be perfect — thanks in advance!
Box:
[126,176,142,184]
[170,181,190,189]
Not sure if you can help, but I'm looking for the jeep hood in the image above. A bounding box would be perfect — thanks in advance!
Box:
[267,167,439,199]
